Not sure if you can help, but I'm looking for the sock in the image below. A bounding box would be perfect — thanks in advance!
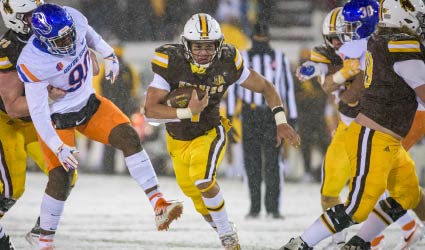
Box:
[301,215,333,246]
[147,189,164,208]
[40,194,65,233]
[39,234,54,249]
[357,208,391,242]
[202,191,232,235]
[125,150,159,191]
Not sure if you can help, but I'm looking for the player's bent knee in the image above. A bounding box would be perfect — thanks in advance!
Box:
[379,197,407,222]
[109,123,141,154]
[46,167,74,200]
[326,204,355,232]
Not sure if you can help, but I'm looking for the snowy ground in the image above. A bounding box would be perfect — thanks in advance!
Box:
[3,172,425,250]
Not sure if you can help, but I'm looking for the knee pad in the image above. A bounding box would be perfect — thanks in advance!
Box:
[0,196,16,214]
[379,197,407,222]
[326,204,355,232]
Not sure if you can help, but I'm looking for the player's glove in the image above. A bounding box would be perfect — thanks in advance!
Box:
[332,58,360,84]
[56,144,79,172]
[296,61,328,84]
[104,53,119,84]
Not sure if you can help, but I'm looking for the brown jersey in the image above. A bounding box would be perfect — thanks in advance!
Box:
[361,33,423,137]
[311,45,360,118]
[152,44,244,140]
[0,30,31,121]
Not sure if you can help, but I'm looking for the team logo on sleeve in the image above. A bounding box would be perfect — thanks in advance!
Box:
[56,62,63,71]
[32,12,52,35]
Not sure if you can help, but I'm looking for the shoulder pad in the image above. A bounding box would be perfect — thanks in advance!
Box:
[152,44,184,70]
[310,45,331,63]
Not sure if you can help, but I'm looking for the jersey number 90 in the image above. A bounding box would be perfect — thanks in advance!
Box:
[68,51,90,92]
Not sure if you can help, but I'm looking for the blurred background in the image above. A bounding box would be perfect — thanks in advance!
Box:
[11,0,424,185]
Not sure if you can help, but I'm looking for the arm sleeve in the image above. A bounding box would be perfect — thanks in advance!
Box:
[393,60,425,89]
[85,25,114,58]
[148,73,170,91]
[24,82,63,152]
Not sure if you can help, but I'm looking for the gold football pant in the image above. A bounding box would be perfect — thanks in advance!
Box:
[0,111,48,200]
[166,119,230,215]
[344,122,421,223]
[321,120,351,197]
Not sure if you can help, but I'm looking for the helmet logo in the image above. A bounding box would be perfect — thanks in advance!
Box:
[33,12,52,35]
[2,0,13,14]
[399,0,415,12]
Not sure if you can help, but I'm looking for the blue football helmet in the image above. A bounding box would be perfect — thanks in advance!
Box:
[339,0,379,42]
[31,3,76,56]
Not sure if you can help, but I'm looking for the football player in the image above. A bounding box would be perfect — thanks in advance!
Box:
[16,4,183,250]
[298,2,423,249]
[281,0,425,249]
[144,13,300,250]
[0,0,77,249]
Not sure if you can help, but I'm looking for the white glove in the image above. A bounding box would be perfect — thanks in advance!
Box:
[104,53,119,84]
[56,144,79,172]
[296,61,327,83]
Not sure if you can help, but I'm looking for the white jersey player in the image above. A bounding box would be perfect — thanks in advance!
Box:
[17,4,183,250]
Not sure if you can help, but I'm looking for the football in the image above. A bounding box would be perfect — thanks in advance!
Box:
[165,86,206,108]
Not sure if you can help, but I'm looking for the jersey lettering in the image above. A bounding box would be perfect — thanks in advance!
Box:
[67,50,90,92]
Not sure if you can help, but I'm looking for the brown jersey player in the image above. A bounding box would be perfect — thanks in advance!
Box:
[145,13,299,250]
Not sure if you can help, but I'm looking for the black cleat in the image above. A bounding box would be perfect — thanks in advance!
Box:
[0,234,15,250]
[342,236,371,250]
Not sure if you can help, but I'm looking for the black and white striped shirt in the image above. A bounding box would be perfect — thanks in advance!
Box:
[227,47,297,120]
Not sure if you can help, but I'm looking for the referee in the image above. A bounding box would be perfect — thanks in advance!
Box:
[228,22,297,219]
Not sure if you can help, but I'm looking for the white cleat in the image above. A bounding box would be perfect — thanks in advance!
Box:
[219,223,241,250]
[394,223,425,250]
[154,199,183,231]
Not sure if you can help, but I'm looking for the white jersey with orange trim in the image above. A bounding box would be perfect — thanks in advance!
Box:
[16,6,114,152]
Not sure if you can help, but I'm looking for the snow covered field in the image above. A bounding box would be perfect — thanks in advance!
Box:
[4,172,424,250]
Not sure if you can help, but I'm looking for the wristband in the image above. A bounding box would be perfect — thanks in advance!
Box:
[176,108,192,119]
[272,106,287,125]
[332,71,346,85]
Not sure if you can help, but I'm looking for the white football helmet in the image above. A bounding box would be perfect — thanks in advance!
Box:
[0,0,44,34]
[181,13,224,68]
[322,7,344,48]
[379,0,425,36]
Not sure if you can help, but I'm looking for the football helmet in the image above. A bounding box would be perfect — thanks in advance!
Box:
[339,0,379,42]
[322,7,344,48]
[181,13,224,68]
[31,3,76,56]
[0,0,44,34]
[379,0,425,37]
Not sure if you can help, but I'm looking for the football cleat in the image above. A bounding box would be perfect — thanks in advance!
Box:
[25,217,41,246]
[370,234,385,250]
[341,236,371,250]
[219,222,240,250]
[394,223,425,250]
[0,234,15,250]
[155,199,183,231]
[279,237,312,250]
